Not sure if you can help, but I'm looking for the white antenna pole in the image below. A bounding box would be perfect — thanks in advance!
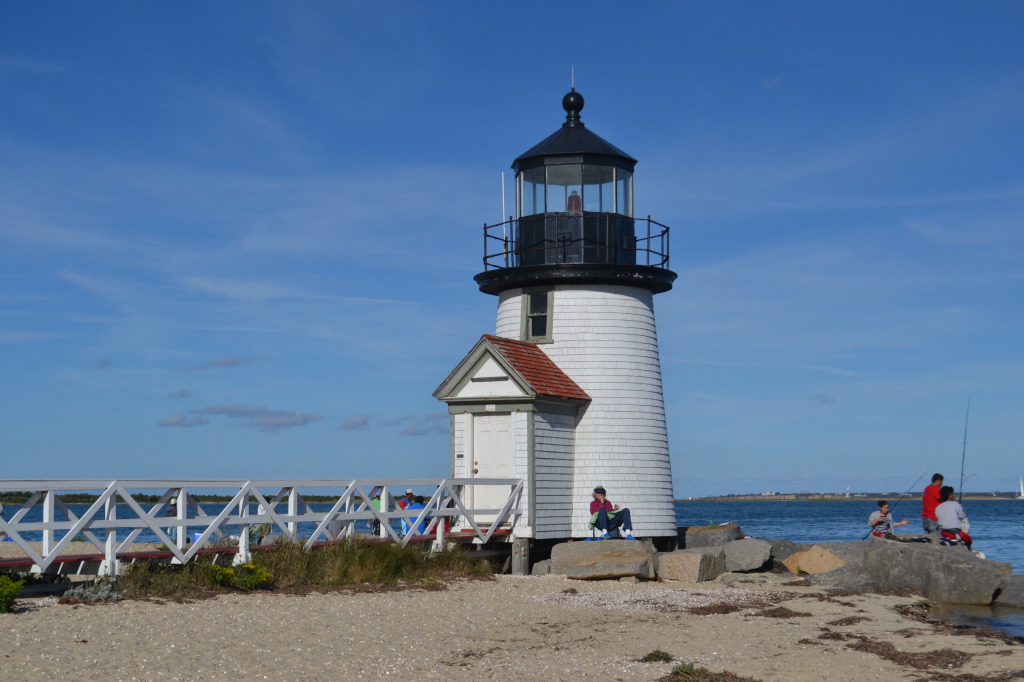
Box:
[571,65,575,89]
[501,172,509,266]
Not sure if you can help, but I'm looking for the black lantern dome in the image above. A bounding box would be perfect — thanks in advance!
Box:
[475,90,675,296]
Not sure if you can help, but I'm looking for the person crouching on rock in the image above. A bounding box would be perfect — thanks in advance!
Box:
[936,486,972,550]
[868,500,908,538]
[590,487,636,541]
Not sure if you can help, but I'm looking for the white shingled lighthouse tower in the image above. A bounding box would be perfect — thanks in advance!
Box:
[435,89,677,544]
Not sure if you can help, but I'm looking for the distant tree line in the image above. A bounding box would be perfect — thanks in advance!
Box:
[0,492,348,505]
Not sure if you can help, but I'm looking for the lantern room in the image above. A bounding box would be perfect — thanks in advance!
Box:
[514,89,636,267]
[476,89,674,296]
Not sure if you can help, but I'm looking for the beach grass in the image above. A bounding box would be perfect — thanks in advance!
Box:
[111,538,492,601]
[665,661,763,681]
[117,561,221,600]
[252,538,492,591]
[639,649,673,662]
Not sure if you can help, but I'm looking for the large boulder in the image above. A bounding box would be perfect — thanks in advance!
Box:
[764,538,809,569]
[530,559,551,576]
[994,574,1024,608]
[989,561,1014,576]
[723,539,772,572]
[783,545,846,574]
[864,537,1005,605]
[680,523,744,550]
[804,541,875,592]
[550,540,656,580]
[657,547,725,582]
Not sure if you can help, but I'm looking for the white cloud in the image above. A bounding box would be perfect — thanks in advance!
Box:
[341,414,369,430]
[0,331,72,343]
[191,404,323,432]
[185,356,262,371]
[157,413,209,428]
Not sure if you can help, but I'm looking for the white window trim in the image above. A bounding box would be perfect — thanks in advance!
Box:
[521,288,554,344]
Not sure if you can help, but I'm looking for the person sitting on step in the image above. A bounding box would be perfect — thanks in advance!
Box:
[589,486,636,540]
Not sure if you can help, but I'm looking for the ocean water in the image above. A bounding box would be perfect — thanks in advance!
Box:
[4,498,1022,572]
[5,497,1023,635]
[675,499,1024,573]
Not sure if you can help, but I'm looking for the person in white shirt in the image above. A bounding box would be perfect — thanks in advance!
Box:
[935,486,972,550]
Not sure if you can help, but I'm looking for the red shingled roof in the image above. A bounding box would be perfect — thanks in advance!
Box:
[483,335,590,402]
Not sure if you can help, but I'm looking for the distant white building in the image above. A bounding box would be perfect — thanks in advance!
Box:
[435,90,677,542]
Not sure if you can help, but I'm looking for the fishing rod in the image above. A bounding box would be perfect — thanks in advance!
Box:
[959,396,971,503]
[862,469,929,540]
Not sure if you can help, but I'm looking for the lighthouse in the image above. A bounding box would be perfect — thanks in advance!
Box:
[435,89,677,544]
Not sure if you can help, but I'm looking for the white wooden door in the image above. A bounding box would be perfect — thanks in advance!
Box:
[472,413,513,524]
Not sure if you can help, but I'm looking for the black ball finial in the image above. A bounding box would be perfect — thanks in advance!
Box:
[562,89,584,126]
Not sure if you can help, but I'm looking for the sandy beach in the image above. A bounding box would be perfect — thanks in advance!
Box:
[3,572,1022,681]
[0,541,164,561]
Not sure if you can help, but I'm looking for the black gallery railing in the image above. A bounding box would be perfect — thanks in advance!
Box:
[482,214,671,271]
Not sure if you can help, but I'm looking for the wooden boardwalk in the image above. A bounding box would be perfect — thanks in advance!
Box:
[0,478,522,576]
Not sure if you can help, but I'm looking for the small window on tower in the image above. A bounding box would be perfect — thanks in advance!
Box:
[523,289,553,343]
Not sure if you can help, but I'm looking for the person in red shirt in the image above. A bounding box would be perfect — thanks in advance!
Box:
[589,486,636,540]
[922,473,944,534]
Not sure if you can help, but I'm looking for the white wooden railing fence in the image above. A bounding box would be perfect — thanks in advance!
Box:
[0,478,523,576]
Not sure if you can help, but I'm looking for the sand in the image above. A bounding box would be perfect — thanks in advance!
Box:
[3,572,1023,681]
[0,542,164,561]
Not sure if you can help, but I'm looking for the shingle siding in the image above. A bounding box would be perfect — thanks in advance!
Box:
[532,410,575,539]
[497,284,676,537]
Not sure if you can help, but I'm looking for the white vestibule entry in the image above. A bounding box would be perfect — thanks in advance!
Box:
[434,334,590,540]
[469,412,515,522]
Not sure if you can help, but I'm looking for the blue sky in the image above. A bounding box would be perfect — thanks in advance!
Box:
[2,3,1022,497]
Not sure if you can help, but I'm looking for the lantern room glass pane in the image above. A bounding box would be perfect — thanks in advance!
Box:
[582,164,615,213]
[600,178,615,212]
[520,168,545,217]
[616,170,633,217]
[546,164,582,213]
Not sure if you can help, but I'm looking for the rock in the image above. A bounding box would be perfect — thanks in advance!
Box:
[994,574,1024,608]
[718,572,801,588]
[657,547,725,582]
[259,534,284,547]
[989,560,1013,575]
[550,540,657,580]
[680,523,743,550]
[804,541,875,592]
[864,537,1004,605]
[783,545,847,575]
[764,538,809,569]
[530,559,551,576]
[723,539,772,572]
[619,576,639,584]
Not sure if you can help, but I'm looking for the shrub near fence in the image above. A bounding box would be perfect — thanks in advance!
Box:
[0,575,24,613]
